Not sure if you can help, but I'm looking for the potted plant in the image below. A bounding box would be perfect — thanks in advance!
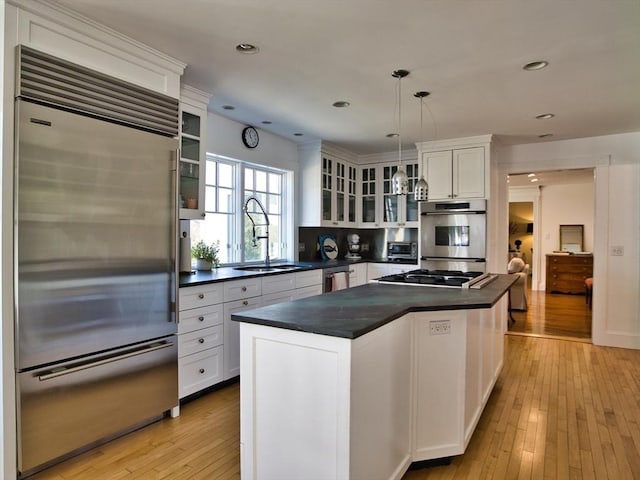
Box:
[191,240,220,271]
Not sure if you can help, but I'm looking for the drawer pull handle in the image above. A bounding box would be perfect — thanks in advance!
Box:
[198,338,205,344]
[241,286,247,292]
[243,300,248,306]
[198,316,204,322]
[199,368,205,374]
[198,293,204,299]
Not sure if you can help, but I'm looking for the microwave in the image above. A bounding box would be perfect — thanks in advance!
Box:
[387,241,417,260]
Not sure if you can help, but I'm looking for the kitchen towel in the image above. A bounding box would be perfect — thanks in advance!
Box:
[332,272,348,291]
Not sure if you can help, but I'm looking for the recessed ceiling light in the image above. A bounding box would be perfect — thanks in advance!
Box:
[531,178,539,182]
[527,173,536,177]
[222,105,235,110]
[332,101,350,108]
[261,120,272,125]
[523,60,549,71]
[293,133,304,137]
[535,113,555,120]
[538,133,553,138]
[236,43,259,54]
[386,133,399,138]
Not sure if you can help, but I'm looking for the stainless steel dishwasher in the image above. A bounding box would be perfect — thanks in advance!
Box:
[323,265,350,292]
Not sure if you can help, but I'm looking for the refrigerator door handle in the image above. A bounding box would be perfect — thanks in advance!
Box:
[37,341,174,381]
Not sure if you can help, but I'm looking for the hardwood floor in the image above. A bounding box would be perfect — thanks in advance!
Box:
[30,337,640,480]
[508,284,592,340]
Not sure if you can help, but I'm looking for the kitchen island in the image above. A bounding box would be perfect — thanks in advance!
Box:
[233,275,516,480]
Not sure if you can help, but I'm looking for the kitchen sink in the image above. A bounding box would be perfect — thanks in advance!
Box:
[234,264,310,272]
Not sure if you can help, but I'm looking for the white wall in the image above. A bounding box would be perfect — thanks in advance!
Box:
[538,182,594,288]
[205,111,301,257]
[500,132,640,348]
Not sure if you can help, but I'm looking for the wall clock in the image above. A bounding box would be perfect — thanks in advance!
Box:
[242,126,259,149]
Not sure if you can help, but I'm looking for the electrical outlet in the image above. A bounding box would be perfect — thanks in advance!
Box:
[361,243,370,252]
[429,320,451,335]
[610,245,624,256]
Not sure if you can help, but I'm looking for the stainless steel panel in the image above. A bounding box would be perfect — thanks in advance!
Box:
[15,100,177,369]
[17,337,177,474]
[421,212,486,260]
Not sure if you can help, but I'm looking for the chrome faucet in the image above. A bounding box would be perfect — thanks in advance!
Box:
[243,196,270,267]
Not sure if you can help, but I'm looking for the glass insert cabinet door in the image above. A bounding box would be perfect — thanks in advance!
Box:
[180,111,200,210]
[361,166,377,225]
[322,156,332,222]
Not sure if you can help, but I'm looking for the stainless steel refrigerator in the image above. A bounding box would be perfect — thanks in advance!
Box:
[15,98,179,475]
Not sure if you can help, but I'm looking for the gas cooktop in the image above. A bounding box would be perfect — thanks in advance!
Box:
[376,269,497,289]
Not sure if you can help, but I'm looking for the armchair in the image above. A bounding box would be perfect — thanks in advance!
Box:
[508,257,530,311]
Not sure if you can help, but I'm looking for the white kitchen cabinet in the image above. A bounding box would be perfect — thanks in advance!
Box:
[359,165,380,227]
[223,277,262,380]
[348,263,368,287]
[380,162,420,227]
[179,85,211,220]
[421,147,485,201]
[177,285,225,398]
[299,142,358,227]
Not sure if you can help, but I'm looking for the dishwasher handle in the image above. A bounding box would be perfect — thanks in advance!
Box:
[37,341,174,381]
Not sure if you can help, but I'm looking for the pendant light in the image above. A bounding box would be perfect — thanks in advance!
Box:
[391,69,409,195]
[413,91,430,202]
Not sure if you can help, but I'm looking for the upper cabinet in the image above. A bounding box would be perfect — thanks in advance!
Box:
[380,161,420,227]
[299,142,358,227]
[417,137,491,201]
[179,86,211,220]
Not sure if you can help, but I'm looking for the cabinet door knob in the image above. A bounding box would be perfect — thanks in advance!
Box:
[198,316,204,322]
[198,293,204,299]
[198,338,205,344]
[241,286,247,292]
[199,368,205,374]
[243,300,249,306]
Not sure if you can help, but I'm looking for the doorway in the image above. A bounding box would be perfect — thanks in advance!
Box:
[506,168,594,341]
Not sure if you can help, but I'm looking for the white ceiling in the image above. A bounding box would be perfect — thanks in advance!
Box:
[54,0,640,155]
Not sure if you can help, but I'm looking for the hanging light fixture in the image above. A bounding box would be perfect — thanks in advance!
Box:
[413,91,430,202]
[391,69,409,195]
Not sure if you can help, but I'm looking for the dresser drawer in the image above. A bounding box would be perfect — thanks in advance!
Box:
[179,284,224,311]
[178,325,223,357]
[223,278,261,302]
[178,303,224,335]
[178,346,223,398]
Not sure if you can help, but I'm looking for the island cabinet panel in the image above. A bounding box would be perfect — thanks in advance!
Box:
[239,319,412,480]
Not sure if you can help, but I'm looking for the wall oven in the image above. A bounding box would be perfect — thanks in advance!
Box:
[420,200,487,272]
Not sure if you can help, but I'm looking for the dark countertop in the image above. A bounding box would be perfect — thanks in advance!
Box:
[178,258,418,287]
[232,274,517,339]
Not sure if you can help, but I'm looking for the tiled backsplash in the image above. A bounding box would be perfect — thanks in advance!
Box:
[298,227,418,262]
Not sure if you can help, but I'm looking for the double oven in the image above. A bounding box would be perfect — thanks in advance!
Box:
[420,199,487,272]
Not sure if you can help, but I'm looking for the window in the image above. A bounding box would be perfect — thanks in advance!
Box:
[190,154,289,265]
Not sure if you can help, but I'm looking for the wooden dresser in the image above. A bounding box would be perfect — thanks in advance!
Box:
[545,254,593,294]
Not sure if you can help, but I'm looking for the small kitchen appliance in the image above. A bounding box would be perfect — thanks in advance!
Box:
[346,233,361,260]
[387,241,417,261]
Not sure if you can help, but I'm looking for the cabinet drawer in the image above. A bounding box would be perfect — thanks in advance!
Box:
[178,303,223,335]
[295,269,322,289]
[294,284,322,299]
[262,273,296,295]
[179,284,224,311]
[223,278,261,302]
[178,346,223,398]
[262,290,296,306]
[178,325,223,357]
